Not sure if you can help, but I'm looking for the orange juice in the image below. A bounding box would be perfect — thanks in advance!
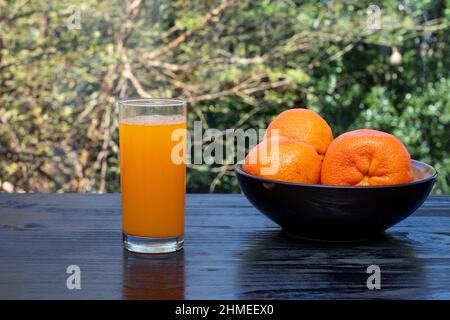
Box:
[119,115,186,238]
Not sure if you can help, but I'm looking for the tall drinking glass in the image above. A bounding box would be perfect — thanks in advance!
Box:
[119,99,186,253]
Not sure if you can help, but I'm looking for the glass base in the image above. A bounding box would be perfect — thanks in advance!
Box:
[123,234,184,254]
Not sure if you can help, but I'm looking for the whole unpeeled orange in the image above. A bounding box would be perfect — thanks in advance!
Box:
[242,136,322,184]
[321,129,413,186]
[265,108,333,158]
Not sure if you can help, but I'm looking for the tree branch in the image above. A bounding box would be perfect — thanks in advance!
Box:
[143,0,237,61]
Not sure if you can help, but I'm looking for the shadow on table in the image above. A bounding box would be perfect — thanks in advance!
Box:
[237,230,428,299]
[122,250,185,300]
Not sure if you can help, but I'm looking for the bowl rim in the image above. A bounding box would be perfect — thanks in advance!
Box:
[235,159,437,189]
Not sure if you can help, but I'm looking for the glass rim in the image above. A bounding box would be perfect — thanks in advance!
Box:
[118,98,186,108]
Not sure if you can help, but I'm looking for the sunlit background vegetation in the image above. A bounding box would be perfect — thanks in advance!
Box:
[0,0,449,193]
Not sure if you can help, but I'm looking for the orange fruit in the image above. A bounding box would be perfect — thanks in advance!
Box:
[265,108,333,157]
[242,136,322,184]
[321,129,413,186]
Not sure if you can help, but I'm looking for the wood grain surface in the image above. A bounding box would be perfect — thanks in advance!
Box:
[0,194,449,299]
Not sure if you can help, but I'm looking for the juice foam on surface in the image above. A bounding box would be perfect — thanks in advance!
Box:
[120,115,186,126]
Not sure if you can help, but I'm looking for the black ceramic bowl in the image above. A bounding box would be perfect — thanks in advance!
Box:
[236,160,437,241]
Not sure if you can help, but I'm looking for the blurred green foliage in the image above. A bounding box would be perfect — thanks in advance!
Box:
[0,0,449,193]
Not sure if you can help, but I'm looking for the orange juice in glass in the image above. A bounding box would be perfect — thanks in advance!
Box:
[119,99,186,253]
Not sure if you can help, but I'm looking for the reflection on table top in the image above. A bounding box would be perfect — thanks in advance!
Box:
[0,193,449,299]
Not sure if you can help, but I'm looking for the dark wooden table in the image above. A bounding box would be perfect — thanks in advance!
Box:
[0,193,449,300]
